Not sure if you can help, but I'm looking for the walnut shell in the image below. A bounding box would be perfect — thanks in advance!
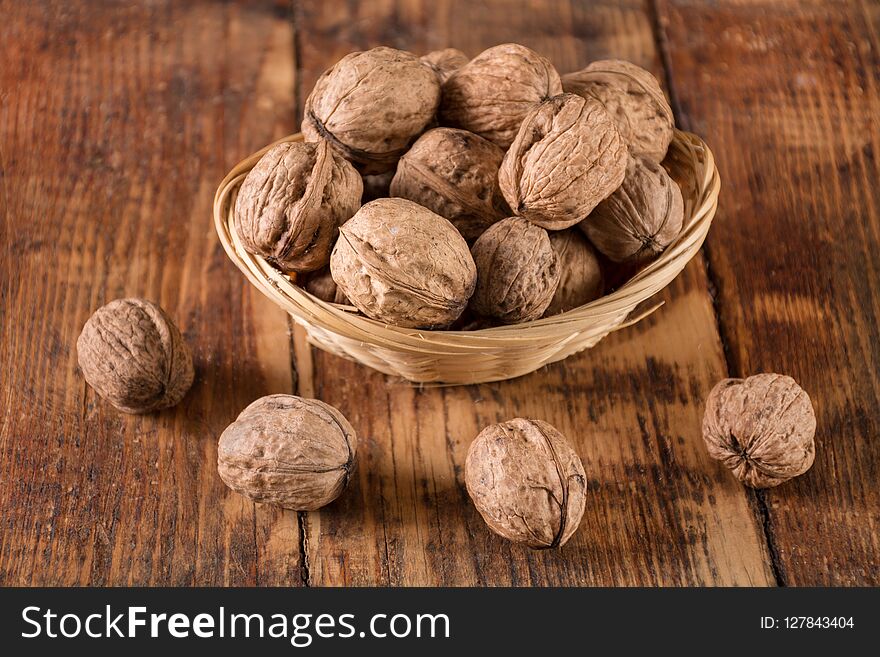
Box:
[562,59,674,162]
[234,140,362,273]
[499,93,627,230]
[300,267,350,305]
[544,230,604,316]
[330,198,477,329]
[470,216,560,323]
[303,47,440,174]
[702,374,816,489]
[77,298,194,414]
[465,418,587,549]
[421,48,469,83]
[390,128,510,242]
[218,395,357,510]
[439,43,562,148]
[580,154,684,263]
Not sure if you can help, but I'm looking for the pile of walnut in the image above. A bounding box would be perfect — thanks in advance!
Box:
[233,44,683,329]
[74,45,819,552]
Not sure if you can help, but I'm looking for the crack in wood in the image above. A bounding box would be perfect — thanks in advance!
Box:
[646,0,783,586]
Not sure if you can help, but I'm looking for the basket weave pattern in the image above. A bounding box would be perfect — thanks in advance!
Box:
[213,130,719,385]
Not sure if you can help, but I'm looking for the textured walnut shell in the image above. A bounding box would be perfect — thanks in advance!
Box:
[580,154,684,264]
[544,230,604,316]
[77,298,194,414]
[421,48,469,83]
[470,216,560,323]
[390,128,510,242]
[234,140,362,273]
[330,198,477,329]
[702,374,816,489]
[465,418,587,549]
[439,43,562,148]
[303,47,440,174]
[499,93,627,231]
[218,395,357,510]
[300,267,350,305]
[563,59,674,162]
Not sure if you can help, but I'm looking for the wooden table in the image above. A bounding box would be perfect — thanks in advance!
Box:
[2,0,878,586]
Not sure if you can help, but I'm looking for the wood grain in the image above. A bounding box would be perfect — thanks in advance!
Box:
[293,0,773,585]
[0,0,302,585]
[656,0,880,584]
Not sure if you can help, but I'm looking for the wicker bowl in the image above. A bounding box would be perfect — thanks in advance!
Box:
[214,130,719,385]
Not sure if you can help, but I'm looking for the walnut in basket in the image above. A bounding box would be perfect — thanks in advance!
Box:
[580,154,684,264]
[330,198,477,329]
[499,93,627,230]
[303,46,440,174]
[218,395,357,510]
[702,374,816,489]
[563,59,674,163]
[234,140,362,273]
[77,298,194,414]
[421,48,469,83]
[466,418,587,549]
[439,43,562,148]
[390,127,510,242]
[544,230,604,316]
[470,216,560,323]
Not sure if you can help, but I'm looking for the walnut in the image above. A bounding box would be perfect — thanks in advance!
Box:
[76,298,194,414]
[389,128,510,242]
[218,395,357,510]
[470,216,560,323]
[562,59,674,162]
[702,374,816,489]
[499,93,627,230]
[421,48,469,83]
[361,171,395,202]
[303,47,440,174]
[439,43,562,148]
[580,154,683,263]
[234,140,362,273]
[544,230,604,316]
[330,198,477,329]
[299,267,349,305]
[465,418,587,549]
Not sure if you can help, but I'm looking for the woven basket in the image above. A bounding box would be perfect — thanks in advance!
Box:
[214,130,719,385]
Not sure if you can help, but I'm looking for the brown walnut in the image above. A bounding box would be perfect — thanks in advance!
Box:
[580,154,684,264]
[390,127,510,242]
[303,47,440,174]
[702,374,816,489]
[234,140,362,273]
[470,216,560,323]
[465,418,587,549]
[218,395,357,510]
[563,59,674,162]
[421,48,469,83]
[330,198,477,329]
[439,43,562,148]
[544,230,604,316]
[77,298,194,414]
[499,93,627,230]
[300,267,350,305]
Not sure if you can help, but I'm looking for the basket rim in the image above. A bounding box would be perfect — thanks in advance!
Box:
[213,129,720,353]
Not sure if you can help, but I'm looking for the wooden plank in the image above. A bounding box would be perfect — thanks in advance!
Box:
[0,0,302,585]
[657,0,880,584]
[293,0,774,585]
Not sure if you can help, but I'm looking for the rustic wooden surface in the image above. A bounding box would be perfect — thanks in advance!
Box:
[0,0,876,586]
